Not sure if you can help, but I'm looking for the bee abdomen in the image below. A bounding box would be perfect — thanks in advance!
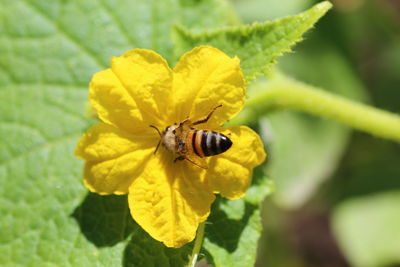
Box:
[192,130,232,157]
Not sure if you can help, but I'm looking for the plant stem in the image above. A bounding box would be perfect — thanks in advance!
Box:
[188,222,206,267]
[232,75,400,143]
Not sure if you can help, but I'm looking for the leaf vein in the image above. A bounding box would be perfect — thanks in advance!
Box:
[96,0,137,46]
[0,132,82,166]
[22,0,107,68]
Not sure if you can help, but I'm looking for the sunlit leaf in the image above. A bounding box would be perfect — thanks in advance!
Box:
[173,1,332,81]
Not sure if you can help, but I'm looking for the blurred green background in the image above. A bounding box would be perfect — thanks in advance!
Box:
[230,0,400,266]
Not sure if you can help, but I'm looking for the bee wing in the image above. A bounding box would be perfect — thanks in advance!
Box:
[184,153,208,169]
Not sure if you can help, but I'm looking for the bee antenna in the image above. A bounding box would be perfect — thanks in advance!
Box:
[149,125,162,155]
[154,140,161,155]
[149,125,162,137]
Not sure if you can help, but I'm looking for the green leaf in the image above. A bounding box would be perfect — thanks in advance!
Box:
[124,229,193,267]
[332,191,400,267]
[0,0,241,266]
[201,172,273,267]
[203,200,262,267]
[73,194,193,267]
[244,173,274,205]
[232,0,314,23]
[173,1,332,81]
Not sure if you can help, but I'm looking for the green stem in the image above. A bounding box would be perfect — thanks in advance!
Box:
[188,222,206,267]
[232,76,400,143]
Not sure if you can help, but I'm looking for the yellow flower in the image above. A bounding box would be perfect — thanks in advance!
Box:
[75,46,266,248]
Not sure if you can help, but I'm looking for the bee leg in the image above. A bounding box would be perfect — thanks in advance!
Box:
[192,104,223,125]
[174,156,185,162]
[179,117,191,127]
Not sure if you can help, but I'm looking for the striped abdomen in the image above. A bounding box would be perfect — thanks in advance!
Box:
[189,130,232,158]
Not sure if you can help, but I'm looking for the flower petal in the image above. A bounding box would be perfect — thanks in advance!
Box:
[207,126,266,199]
[111,49,173,126]
[75,123,153,161]
[89,69,146,133]
[128,150,215,247]
[75,123,155,195]
[173,46,245,127]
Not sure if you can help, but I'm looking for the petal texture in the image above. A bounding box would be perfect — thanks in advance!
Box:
[128,151,215,247]
[207,126,266,199]
[173,46,245,127]
[76,123,155,195]
[112,49,173,126]
[75,123,155,161]
[89,69,146,133]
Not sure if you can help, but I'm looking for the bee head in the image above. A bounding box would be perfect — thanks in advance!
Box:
[149,124,178,154]
[163,124,178,135]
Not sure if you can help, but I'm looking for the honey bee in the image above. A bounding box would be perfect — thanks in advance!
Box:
[150,105,232,169]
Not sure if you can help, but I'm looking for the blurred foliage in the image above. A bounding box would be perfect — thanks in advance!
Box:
[230,0,400,266]
[332,191,400,267]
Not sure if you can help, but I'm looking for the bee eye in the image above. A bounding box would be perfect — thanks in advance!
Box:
[165,126,170,131]
[172,130,176,134]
